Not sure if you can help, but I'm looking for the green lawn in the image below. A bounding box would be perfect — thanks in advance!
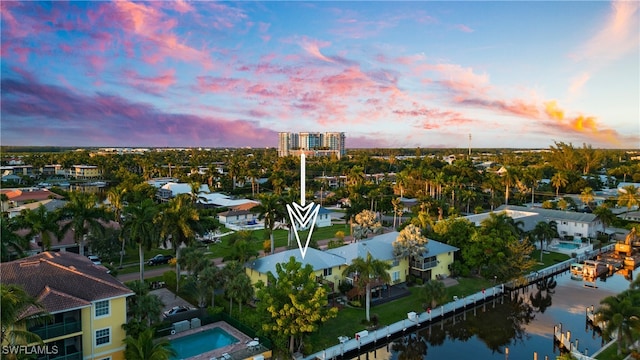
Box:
[308,277,496,352]
[530,250,571,271]
[595,341,625,360]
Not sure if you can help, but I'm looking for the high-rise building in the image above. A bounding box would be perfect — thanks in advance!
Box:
[278,132,346,158]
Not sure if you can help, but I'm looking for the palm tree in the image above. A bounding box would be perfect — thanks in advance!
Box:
[618,184,640,210]
[123,328,177,360]
[532,221,558,262]
[159,195,200,293]
[188,181,208,206]
[0,218,30,261]
[18,205,61,252]
[422,280,447,309]
[501,167,519,205]
[254,193,284,254]
[579,187,595,209]
[59,192,108,256]
[342,252,391,322]
[225,272,253,314]
[595,291,640,356]
[123,199,159,282]
[1,193,9,213]
[523,167,542,205]
[199,265,221,308]
[0,283,49,349]
[124,281,164,336]
[551,172,569,199]
[594,205,615,240]
[107,185,128,268]
[391,198,402,228]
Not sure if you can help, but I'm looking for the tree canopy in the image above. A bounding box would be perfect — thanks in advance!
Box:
[256,257,338,354]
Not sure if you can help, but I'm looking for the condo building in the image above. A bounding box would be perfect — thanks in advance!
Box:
[278,132,346,158]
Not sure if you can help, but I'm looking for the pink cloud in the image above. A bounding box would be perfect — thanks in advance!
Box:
[1,77,277,147]
[123,69,176,94]
[454,24,474,33]
[572,0,639,64]
[300,37,335,63]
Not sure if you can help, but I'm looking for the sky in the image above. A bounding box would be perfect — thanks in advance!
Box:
[1,1,639,149]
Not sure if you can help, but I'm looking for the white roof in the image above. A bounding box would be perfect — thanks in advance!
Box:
[160,182,258,207]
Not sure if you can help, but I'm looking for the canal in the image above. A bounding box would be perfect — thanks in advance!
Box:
[346,267,638,360]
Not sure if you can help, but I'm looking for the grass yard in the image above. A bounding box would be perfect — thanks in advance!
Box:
[307,277,496,352]
[530,250,571,271]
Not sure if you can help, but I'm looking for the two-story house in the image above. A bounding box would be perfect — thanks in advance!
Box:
[496,205,603,240]
[245,231,459,292]
[245,248,347,293]
[0,252,133,360]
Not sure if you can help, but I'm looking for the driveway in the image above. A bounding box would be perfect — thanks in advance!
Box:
[150,288,193,313]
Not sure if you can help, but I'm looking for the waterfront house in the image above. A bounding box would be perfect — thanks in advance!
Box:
[0,252,133,360]
[245,231,458,292]
[245,248,347,292]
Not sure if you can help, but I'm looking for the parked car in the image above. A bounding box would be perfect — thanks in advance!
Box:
[163,306,190,318]
[87,255,101,265]
[147,254,173,266]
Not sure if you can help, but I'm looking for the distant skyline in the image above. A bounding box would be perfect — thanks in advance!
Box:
[1,1,638,149]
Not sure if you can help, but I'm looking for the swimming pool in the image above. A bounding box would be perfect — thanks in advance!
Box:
[556,241,581,249]
[170,327,239,359]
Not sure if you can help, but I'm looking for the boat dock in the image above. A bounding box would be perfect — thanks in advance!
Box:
[303,243,617,360]
[303,286,504,360]
[553,324,597,360]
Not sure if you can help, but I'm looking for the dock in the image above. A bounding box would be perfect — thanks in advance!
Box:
[303,243,617,360]
[553,324,597,360]
[303,286,504,360]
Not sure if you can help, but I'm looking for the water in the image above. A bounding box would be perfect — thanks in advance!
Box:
[347,268,637,360]
[170,327,239,359]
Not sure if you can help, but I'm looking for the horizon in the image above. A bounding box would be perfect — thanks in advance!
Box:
[1,1,639,149]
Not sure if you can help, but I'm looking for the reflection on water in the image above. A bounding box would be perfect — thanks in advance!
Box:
[348,268,637,360]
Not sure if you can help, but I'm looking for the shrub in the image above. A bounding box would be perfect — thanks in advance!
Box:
[339,282,353,294]
[415,278,423,286]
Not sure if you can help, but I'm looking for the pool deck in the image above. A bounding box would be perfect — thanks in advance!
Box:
[168,321,255,360]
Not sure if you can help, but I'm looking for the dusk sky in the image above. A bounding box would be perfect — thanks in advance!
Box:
[1,1,638,149]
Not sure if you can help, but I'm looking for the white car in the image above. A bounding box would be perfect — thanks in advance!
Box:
[87,255,102,265]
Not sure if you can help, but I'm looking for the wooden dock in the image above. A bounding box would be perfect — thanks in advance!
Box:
[553,324,597,360]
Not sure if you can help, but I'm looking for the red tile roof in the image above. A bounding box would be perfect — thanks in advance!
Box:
[1,252,133,317]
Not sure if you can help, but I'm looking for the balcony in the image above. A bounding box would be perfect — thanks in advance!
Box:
[31,320,81,340]
[39,350,83,360]
[410,259,438,271]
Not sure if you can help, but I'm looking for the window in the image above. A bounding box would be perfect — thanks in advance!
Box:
[95,328,110,346]
[392,260,399,267]
[392,271,400,282]
[95,300,109,317]
[323,268,332,276]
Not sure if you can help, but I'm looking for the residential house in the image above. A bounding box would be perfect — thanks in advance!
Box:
[326,232,409,286]
[315,207,333,228]
[245,248,347,292]
[71,165,101,179]
[7,199,67,219]
[328,231,458,283]
[245,231,459,293]
[217,210,258,227]
[1,188,64,208]
[495,205,604,239]
[0,252,133,360]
